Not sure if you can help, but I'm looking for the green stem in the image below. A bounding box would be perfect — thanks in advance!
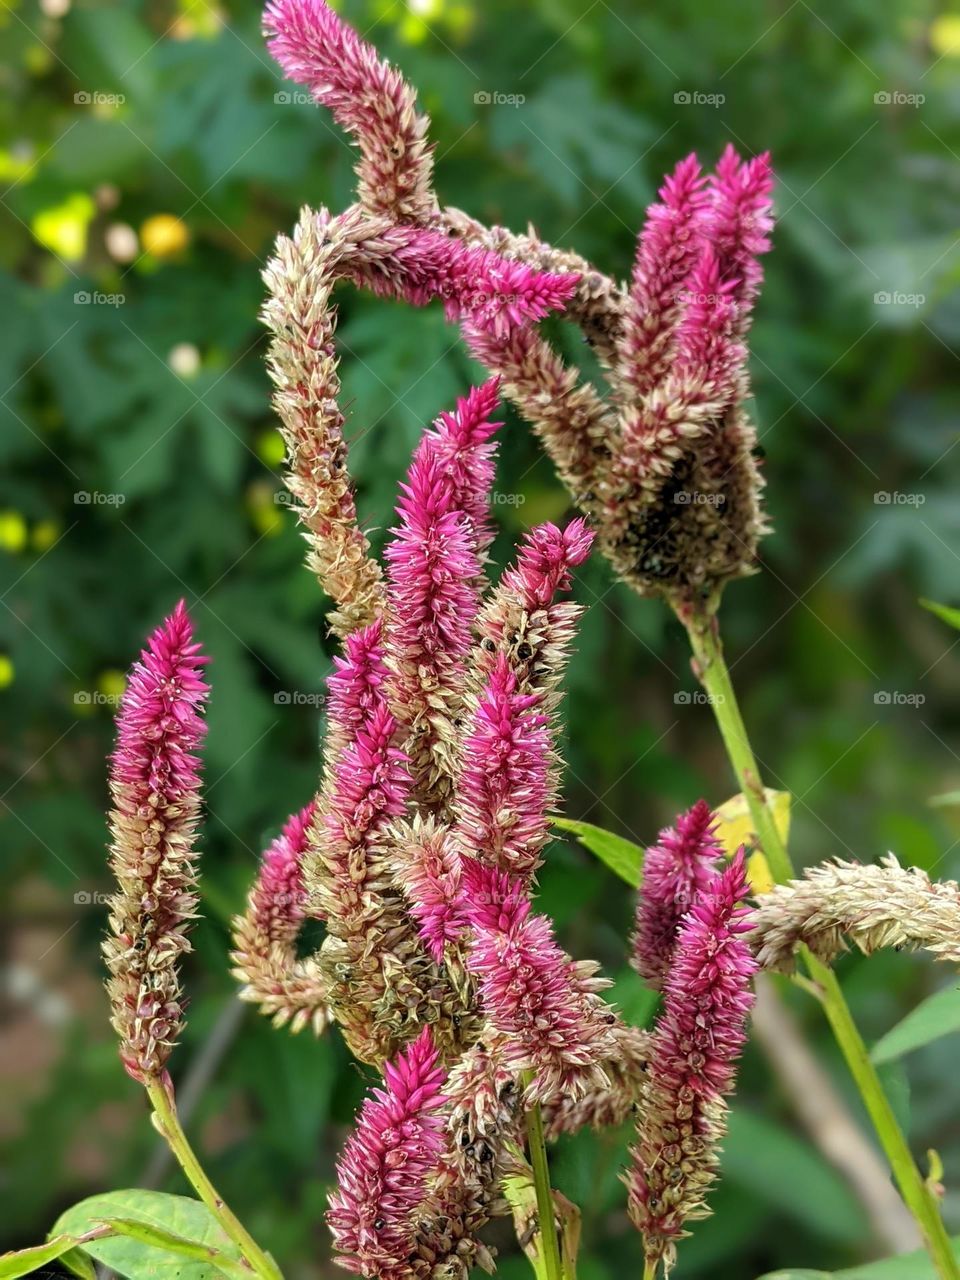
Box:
[145,1076,281,1280]
[643,1260,658,1280]
[682,604,959,1280]
[521,1072,564,1280]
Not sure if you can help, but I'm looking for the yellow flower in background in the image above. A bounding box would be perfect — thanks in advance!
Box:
[0,510,28,553]
[930,14,960,56]
[170,0,225,40]
[31,520,61,552]
[246,481,284,536]
[31,192,96,262]
[256,429,286,468]
[98,669,126,702]
[0,147,36,184]
[0,655,14,689]
[141,213,191,259]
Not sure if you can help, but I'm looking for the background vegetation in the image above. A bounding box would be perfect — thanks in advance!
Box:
[3,0,960,1275]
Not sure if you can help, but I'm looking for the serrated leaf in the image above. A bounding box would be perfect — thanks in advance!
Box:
[871,986,960,1065]
[551,816,642,886]
[0,1230,111,1280]
[51,1191,244,1280]
[920,598,960,631]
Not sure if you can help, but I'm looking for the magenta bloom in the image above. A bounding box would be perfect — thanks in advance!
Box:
[497,517,594,611]
[328,1028,447,1278]
[391,818,463,966]
[632,799,724,990]
[455,654,552,880]
[627,852,756,1270]
[104,600,209,1082]
[459,860,619,1103]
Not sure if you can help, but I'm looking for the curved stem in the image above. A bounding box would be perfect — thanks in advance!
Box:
[682,603,959,1280]
[145,1075,281,1280]
[521,1072,564,1280]
[643,1260,658,1280]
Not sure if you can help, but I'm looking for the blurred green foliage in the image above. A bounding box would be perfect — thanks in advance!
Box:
[3,0,960,1276]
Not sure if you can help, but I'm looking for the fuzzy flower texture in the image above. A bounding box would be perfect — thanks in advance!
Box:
[101,3,773,1276]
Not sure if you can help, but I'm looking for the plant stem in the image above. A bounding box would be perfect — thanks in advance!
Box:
[145,1075,281,1280]
[682,604,959,1280]
[521,1071,564,1280]
[643,1260,658,1280]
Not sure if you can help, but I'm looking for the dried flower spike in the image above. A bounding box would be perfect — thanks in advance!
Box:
[103,600,209,1083]
[627,851,756,1273]
[230,803,329,1035]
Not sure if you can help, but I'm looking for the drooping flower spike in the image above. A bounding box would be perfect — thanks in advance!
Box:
[632,798,725,990]
[230,803,329,1034]
[750,853,960,973]
[627,851,756,1273]
[104,600,209,1083]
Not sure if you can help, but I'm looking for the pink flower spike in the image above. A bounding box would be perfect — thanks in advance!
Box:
[627,851,757,1271]
[619,153,709,399]
[263,0,435,222]
[328,1028,447,1278]
[420,377,502,558]
[455,654,552,879]
[459,860,619,1103]
[248,802,315,939]
[391,819,464,964]
[705,144,774,315]
[498,518,594,611]
[632,799,725,990]
[104,600,209,1082]
[325,620,392,761]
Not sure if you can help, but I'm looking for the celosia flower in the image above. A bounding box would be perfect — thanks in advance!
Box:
[750,853,960,973]
[230,803,329,1034]
[103,600,208,1083]
[544,1022,652,1140]
[264,0,437,224]
[459,860,620,1104]
[454,655,553,881]
[328,1028,447,1278]
[627,852,756,1274]
[632,799,724,990]
[383,380,501,810]
[390,815,464,966]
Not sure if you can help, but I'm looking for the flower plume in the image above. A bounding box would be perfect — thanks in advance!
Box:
[627,852,756,1272]
[104,600,209,1083]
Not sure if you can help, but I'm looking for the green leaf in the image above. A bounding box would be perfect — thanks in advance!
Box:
[50,1191,244,1280]
[0,1231,111,1280]
[723,1109,868,1245]
[920,598,960,631]
[929,790,960,809]
[871,986,960,1064]
[551,816,643,887]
